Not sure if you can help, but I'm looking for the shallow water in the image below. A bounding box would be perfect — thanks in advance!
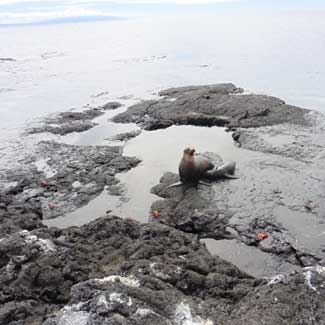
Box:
[202,238,299,278]
[275,206,325,257]
[46,124,245,226]
[115,125,243,222]
[1,10,325,166]
[44,187,121,228]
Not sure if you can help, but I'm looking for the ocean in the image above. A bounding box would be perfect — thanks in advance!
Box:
[1,10,325,133]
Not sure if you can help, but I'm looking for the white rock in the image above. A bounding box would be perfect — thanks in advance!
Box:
[96,275,140,287]
[174,302,214,325]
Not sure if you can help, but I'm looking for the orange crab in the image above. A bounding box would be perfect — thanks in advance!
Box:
[257,232,268,241]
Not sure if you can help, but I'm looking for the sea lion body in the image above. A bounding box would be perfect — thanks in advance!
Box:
[179,148,214,184]
[204,161,238,180]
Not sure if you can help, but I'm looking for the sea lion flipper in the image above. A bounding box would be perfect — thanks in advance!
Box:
[224,174,239,179]
[166,181,183,189]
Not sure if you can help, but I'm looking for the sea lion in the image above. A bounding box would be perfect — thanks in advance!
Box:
[167,150,238,189]
[179,148,215,184]
[204,161,238,180]
[167,147,214,188]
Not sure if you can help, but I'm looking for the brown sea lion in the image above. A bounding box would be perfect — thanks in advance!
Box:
[167,147,214,189]
[179,148,214,184]
[167,148,239,189]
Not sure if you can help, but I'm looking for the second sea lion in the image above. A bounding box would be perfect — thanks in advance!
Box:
[204,161,238,180]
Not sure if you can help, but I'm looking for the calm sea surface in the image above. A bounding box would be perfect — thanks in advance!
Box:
[1,10,325,161]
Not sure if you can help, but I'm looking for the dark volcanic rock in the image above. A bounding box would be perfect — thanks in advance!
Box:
[0,141,141,222]
[0,216,254,324]
[143,118,174,131]
[0,58,16,62]
[46,109,104,124]
[0,215,322,325]
[27,104,122,136]
[34,141,140,219]
[149,149,324,268]
[29,120,97,135]
[0,193,44,236]
[113,83,309,130]
[101,102,122,110]
[232,218,321,267]
[150,171,234,240]
[2,84,325,324]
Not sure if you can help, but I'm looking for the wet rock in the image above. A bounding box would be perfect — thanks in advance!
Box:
[0,216,256,324]
[47,109,104,123]
[150,156,235,240]
[34,142,140,219]
[232,130,241,142]
[0,215,319,325]
[0,58,16,62]
[0,215,324,324]
[150,148,324,269]
[1,84,325,324]
[109,130,141,142]
[28,119,97,135]
[0,185,44,236]
[229,267,325,324]
[0,141,141,223]
[101,102,122,110]
[143,119,173,131]
[113,83,309,130]
[232,218,321,267]
[158,83,240,97]
[27,105,120,136]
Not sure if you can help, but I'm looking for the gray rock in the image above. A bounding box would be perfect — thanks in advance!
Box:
[27,105,122,136]
[0,58,16,62]
[0,216,318,325]
[1,84,325,325]
[101,102,122,110]
[113,83,308,130]
[109,130,141,142]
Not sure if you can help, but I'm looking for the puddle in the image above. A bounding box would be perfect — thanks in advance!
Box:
[61,105,139,146]
[274,206,325,258]
[61,122,139,146]
[202,238,299,278]
[48,123,249,226]
[115,125,245,223]
[44,188,121,228]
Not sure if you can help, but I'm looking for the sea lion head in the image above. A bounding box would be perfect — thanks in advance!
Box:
[183,147,195,156]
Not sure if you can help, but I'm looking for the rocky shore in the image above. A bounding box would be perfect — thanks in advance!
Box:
[1,84,325,324]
